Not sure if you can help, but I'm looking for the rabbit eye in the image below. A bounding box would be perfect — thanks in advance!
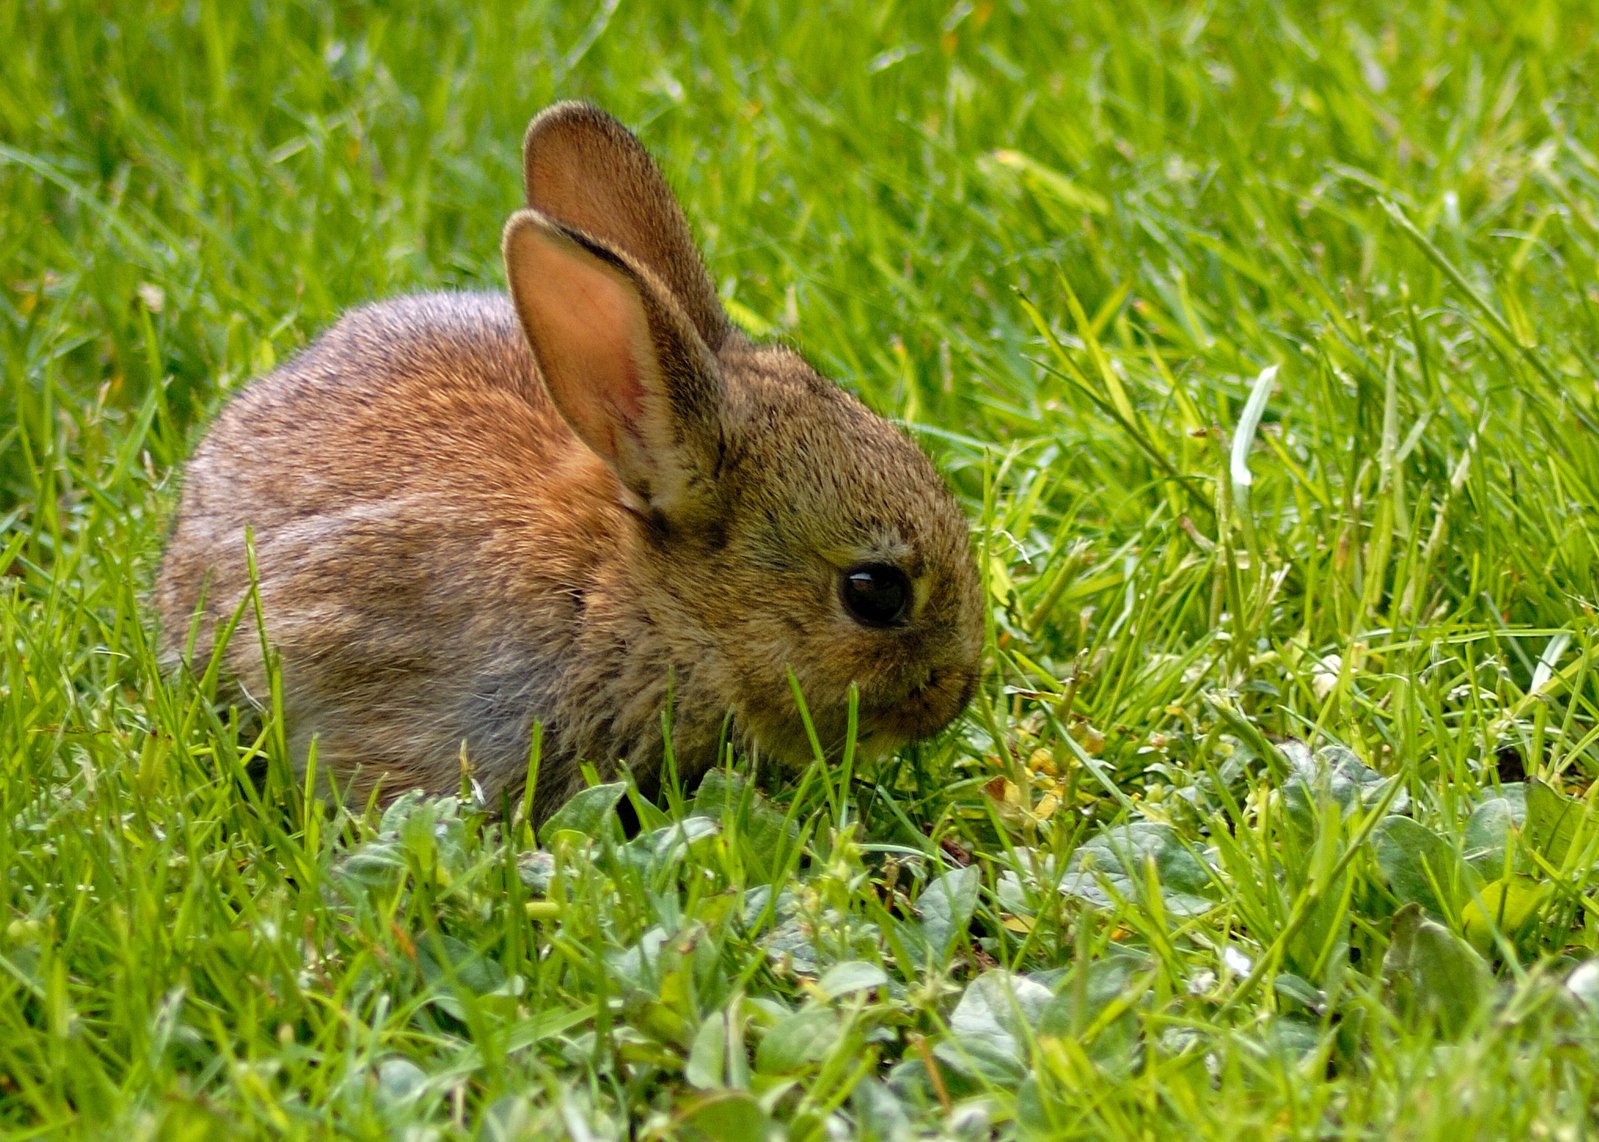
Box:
[840,563,911,628]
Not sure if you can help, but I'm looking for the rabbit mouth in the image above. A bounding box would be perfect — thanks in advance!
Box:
[743,666,977,768]
[741,705,914,770]
[862,665,979,748]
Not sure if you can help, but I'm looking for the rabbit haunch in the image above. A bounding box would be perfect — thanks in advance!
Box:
[156,103,983,820]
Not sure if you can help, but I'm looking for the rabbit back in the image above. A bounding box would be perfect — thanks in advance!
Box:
[157,293,639,813]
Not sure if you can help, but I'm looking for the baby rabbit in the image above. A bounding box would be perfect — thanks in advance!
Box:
[156,103,983,821]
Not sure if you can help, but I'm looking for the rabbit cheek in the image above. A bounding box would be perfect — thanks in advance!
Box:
[730,635,897,760]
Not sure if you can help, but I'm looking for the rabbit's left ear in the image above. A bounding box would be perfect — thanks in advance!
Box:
[503,209,725,525]
[522,102,731,354]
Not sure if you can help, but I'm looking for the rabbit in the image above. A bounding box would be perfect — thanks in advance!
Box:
[155,102,984,822]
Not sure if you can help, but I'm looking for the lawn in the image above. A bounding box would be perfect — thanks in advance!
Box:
[6,0,1599,1136]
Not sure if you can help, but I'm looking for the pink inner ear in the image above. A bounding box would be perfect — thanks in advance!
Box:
[507,221,659,467]
[612,360,644,424]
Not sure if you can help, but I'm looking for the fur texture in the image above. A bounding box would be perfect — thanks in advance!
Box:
[156,103,983,820]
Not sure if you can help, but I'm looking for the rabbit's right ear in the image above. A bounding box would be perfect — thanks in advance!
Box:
[503,209,725,526]
[522,102,731,353]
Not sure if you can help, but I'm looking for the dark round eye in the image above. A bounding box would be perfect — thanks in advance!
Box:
[840,563,911,628]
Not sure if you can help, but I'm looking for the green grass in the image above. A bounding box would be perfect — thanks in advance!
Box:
[8,0,1599,1135]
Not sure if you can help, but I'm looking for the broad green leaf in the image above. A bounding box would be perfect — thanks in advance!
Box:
[377,789,434,834]
[418,933,506,995]
[418,933,509,1021]
[755,1005,841,1075]
[624,816,720,873]
[1058,822,1218,916]
[692,770,799,883]
[919,865,981,960]
[541,781,626,838]
[373,1057,428,1108]
[1566,960,1599,1016]
[1382,903,1494,1037]
[685,1013,728,1090]
[1280,741,1405,833]
[1525,778,1587,866]
[333,839,407,890]
[1372,815,1465,918]
[606,927,670,994]
[1038,954,1147,1074]
[1258,1016,1321,1062]
[677,1091,779,1142]
[849,1080,915,1142]
[816,960,889,1000]
[1462,876,1552,955]
[1272,973,1324,1010]
[337,792,472,891]
[934,970,1054,1082]
[1464,787,1527,876]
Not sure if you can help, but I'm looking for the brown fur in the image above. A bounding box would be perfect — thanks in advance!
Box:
[155,103,983,821]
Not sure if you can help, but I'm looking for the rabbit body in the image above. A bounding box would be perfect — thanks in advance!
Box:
[156,105,983,818]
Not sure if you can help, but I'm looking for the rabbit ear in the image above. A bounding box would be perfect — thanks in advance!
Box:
[522,102,731,353]
[503,209,725,523]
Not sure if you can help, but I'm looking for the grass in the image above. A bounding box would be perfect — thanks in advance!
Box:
[7,0,1599,1135]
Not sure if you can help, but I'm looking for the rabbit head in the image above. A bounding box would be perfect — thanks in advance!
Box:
[505,103,984,768]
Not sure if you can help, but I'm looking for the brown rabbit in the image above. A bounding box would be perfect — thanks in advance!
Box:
[156,103,983,821]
